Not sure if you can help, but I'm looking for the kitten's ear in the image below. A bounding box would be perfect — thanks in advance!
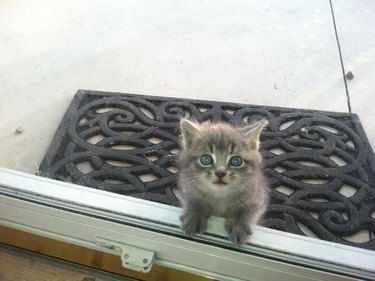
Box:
[240,120,268,150]
[180,119,201,148]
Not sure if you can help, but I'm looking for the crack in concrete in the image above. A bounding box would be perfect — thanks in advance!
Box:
[329,0,352,113]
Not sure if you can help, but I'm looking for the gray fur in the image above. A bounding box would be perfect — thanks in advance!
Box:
[178,119,269,244]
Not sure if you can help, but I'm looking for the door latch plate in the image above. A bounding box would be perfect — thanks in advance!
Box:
[96,237,155,273]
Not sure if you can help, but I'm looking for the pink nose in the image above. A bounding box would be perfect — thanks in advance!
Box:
[215,171,227,179]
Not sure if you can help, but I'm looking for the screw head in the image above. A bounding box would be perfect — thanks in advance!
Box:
[143,258,148,264]
[123,254,129,259]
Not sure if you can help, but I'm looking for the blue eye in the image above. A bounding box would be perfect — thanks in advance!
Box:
[229,156,243,167]
[200,155,213,166]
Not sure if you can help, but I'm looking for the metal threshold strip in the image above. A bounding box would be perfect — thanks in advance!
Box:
[0,168,374,280]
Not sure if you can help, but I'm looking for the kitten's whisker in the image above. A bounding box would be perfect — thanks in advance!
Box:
[236,180,258,193]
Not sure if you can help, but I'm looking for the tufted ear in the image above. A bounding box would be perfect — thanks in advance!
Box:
[240,120,268,150]
[180,119,201,148]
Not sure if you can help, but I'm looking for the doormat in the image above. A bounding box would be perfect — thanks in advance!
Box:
[39,90,375,250]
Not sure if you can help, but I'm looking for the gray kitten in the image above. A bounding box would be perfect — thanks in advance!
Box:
[178,119,269,244]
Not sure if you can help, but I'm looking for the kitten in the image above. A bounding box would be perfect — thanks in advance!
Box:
[178,119,269,245]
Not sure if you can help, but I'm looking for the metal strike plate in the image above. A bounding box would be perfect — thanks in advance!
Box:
[96,237,155,273]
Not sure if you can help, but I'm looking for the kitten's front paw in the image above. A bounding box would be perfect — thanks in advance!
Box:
[180,213,208,236]
[225,218,252,245]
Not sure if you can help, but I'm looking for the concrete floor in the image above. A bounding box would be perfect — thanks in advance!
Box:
[0,0,374,173]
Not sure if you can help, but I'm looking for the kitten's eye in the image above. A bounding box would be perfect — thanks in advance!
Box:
[200,154,213,166]
[229,156,243,167]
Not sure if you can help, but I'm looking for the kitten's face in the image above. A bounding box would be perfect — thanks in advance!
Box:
[179,120,267,197]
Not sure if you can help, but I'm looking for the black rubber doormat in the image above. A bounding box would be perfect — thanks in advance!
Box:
[40,90,375,250]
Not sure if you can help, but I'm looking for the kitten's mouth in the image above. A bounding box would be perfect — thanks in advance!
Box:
[213,180,227,185]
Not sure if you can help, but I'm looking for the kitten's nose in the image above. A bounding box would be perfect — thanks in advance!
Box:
[215,170,227,179]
